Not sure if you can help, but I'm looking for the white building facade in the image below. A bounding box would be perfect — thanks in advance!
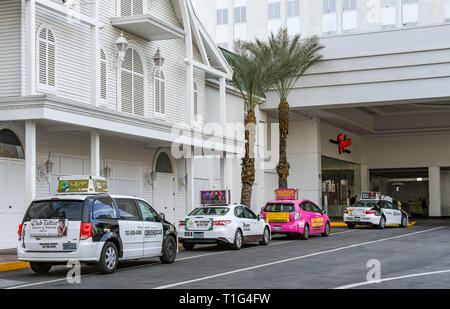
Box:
[0,0,248,249]
[193,0,450,218]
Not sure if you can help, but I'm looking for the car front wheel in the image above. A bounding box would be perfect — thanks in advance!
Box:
[30,262,52,274]
[378,217,386,229]
[322,222,331,237]
[300,224,310,240]
[259,227,270,245]
[232,229,243,250]
[400,215,408,228]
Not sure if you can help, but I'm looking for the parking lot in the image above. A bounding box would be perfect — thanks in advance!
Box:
[0,220,449,289]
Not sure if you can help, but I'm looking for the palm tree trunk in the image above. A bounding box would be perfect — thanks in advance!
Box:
[276,98,290,189]
[241,109,256,207]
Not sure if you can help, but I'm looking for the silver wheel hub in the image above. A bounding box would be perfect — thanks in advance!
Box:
[105,247,117,269]
[236,232,242,247]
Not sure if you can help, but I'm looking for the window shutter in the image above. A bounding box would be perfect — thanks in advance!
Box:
[38,38,47,85]
[121,48,145,116]
[100,49,107,100]
[132,0,143,15]
[121,0,132,16]
[160,71,165,115]
[193,82,198,122]
[38,27,56,90]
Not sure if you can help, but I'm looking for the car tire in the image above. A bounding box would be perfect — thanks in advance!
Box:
[30,262,52,274]
[259,227,270,246]
[183,243,195,251]
[300,224,310,240]
[232,229,243,250]
[160,236,177,264]
[347,223,355,229]
[321,222,331,237]
[96,242,118,274]
[378,216,386,229]
[400,215,408,228]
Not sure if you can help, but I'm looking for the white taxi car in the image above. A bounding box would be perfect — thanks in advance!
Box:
[344,192,409,229]
[178,204,271,250]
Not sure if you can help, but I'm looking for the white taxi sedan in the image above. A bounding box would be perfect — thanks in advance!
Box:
[178,205,271,250]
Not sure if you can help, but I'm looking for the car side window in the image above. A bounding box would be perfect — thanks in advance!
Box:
[92,198,117,220]
[299,202,308,211]
[234,206,245,218]
[243,207,257,220]
[310,202,323,213]
[136,200,159,222]
[303,202,313,212]
[116,198,141,221]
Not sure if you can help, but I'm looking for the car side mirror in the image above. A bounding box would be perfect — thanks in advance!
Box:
[257,214,262,220]
[159,213,165,222]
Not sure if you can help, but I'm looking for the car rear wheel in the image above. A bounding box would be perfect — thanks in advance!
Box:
[259,227,270,245]
[183,243,195,251]
[232,229,243,250]
[400,215,408,228]
[97,242,118,274]
[300,224,310,240]
[160,236,177,264]
[30,262,52,274]
[378,217,386,229]
[322,222,331,237]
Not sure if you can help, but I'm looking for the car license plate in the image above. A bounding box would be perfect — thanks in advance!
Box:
[354,217,361,221]
[273,226,282,231]
[63,242,77,251]
[194,232,204,239]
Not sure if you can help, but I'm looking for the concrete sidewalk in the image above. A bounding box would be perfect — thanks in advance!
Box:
[0,248,29,272]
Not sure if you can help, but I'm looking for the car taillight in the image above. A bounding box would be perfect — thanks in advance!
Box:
[179,221,186,226]
[213,220,231,226]
[344,210,349,214]
[294,210,300,220]
[80,223,92,240]
[18,224,23,240]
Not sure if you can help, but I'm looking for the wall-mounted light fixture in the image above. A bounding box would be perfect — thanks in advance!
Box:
[102,160,112,179]
[144,171,155,188]
[178,175,187,189]
[114,31,128,64]
[152,48,165,68]
[37,153,54,183]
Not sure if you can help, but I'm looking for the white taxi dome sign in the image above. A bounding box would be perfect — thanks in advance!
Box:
[56,176,108,195]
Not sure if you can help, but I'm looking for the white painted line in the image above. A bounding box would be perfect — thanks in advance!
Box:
[335,269,450,289]
[332,230,358,235]
[154,226,445,289]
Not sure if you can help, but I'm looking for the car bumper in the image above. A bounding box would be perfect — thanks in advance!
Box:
[178,229,235,244]
[344,215,381,225]
[17,241,103,263]
[268,221,305,234]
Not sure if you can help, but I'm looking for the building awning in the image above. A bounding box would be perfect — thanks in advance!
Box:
[111,15,185,41]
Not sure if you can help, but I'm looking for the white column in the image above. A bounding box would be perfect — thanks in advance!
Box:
[25,120,36,205]
[25,0,36,96]
[186,155,195,212]
[429,166,441,217]
[90,129,100,176]
[187,63,194,126]
[90,0,100,106]
[361,165,369,192]
[219,77,228,189]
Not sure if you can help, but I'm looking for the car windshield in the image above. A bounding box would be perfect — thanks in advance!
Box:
[353,201,378,208]
[24,200,84,221]
[264,203,295,213]
[189,207,230,216]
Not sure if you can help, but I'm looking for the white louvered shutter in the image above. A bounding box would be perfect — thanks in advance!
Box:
[121,0,143,16]
[121,49,133,114]
[133,0,144,15]
[121,0,132,16]
[154,69,165,116]
[121,48,145,116]
[100,49,107,101]
[133,50,144,116]
[38,27,56,91]
[193,82,198,122]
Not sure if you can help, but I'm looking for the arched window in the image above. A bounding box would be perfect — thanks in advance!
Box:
[37,26,56,92]
[155,152,173,174]
[193,82,199,123]
[100,49,107,102]
[154,68,165,117]
[121,48,145,116]
[0,129,24,159]
[120,0,144,17]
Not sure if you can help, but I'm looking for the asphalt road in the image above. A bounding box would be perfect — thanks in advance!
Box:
[1,220,449,289]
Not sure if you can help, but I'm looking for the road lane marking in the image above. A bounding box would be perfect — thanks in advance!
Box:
[154,226,445,289]
[335,269,450,289]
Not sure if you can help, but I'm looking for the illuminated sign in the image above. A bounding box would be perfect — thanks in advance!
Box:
[361,192,380,201]
[275,188,298,200]
[200,190,230,206]
[57,176,108,195]
[330,134,352,154]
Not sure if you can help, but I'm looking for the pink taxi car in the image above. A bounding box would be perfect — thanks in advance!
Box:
[261,190,331,240]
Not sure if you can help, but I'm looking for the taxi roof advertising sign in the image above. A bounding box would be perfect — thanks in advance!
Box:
[200,190,230,206]
[275,188,298,200]
[361,192,380,201]
[57,176,108,195]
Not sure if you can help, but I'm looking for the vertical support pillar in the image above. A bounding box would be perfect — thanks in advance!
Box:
[361,165,369,192]
[91,0,100,106]
[25,0,36,96]
[429,166,441,217]
[219,77,227,189]
[90,129,100,177]
[25,120,36,206]
[186,154,195,212]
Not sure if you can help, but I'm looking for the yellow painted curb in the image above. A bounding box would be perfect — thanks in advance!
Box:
[331,221,416,227]
[0,261,29,272]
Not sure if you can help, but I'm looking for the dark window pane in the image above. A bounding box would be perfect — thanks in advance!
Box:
[93,198,116,220]
[25,200,84,221]
[116,199,140,221]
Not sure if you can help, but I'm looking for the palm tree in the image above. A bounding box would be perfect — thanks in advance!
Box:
[269,28,324,189]
[222,41,286,207]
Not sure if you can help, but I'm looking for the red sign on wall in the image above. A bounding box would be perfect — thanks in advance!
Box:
[330,134,352,155]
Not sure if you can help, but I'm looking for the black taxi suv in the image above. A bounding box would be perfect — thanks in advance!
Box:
[17,176,177,274]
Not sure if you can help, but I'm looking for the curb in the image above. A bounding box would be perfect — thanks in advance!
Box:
[0,261,30,272]
[331,221,417,227]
